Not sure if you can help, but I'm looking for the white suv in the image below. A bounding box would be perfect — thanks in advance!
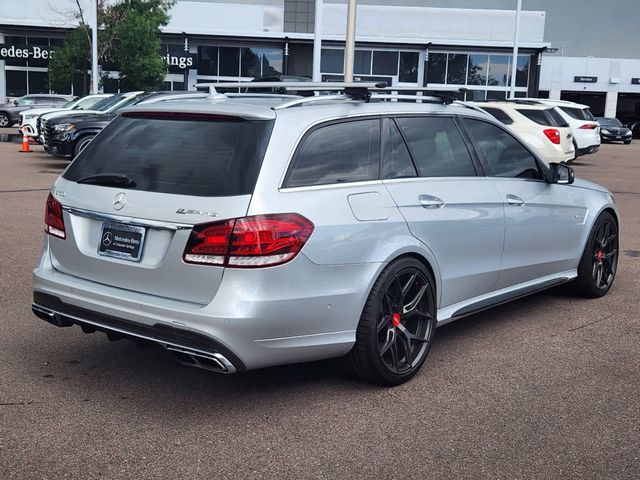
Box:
[521,99,600,160]
[468,101,575,164]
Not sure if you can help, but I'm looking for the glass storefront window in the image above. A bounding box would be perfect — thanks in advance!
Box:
[446,53,467,84]
[241,47,261,78]
[516,55,529,87]
[321,49,344,74]
[354,50,371,75]
[28,71,49,94]
[372,51,398,76]
[399,52,419,83]
[426,53,447,84]
[467,54,488,86]
[261,48,283,77]
[486,90,507,100]
[488,55,510,87]
[219,47,240,76]
[6,70,27,97]
[197,46,218,76]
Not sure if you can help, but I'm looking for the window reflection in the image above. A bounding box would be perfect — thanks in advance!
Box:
[446,54,467,84]
[467,54,488,86]
[488,55,510,86]
[426,53,446,84]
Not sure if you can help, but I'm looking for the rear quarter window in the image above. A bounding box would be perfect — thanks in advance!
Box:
[516,108,568,127]
[284,118,381,187]
[560,106,596,121]
[480,107,514,125]
[63,114,274,197]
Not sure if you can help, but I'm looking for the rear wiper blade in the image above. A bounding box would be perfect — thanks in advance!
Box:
[76,173,137,188]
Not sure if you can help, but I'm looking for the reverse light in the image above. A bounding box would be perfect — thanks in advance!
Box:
[183,214,314,268]
[578,124,598,129]
[543,128,561,144]
[45,193,66,239]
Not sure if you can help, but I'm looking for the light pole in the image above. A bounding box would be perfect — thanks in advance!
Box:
[344,0,357,82]
[312,0,323,81]
[509,0,522,98]
[91,0,99,94]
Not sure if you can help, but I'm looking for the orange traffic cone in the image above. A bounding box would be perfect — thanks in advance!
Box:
[19,129,32,153]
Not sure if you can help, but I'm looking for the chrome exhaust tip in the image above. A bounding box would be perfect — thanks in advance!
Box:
[166,345,237,374]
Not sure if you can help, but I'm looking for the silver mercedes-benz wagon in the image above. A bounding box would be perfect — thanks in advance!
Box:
[32,84,619,385]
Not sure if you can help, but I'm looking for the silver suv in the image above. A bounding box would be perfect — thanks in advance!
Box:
[32,84,619,385]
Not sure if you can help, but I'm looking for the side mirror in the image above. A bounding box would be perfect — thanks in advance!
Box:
[550,162,575,185]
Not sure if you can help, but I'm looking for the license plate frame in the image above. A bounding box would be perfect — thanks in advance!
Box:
[98,222,146,262]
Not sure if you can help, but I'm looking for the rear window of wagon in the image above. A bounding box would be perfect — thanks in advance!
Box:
[63,113,274,197]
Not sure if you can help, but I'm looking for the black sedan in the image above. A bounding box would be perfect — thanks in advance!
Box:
[597,117,633,144]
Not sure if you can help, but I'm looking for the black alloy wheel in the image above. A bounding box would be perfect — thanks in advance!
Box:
[344,257,436,385]
[574,211,618,298]
[377,269,433,375]
[591,219,618,291]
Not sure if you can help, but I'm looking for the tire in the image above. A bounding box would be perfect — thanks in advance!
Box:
[572,211,619,298]
[624,140,631,145]
[73,135,95,158]
[342,257,437,385]
[0,112,10,128]
[567,139,579,164]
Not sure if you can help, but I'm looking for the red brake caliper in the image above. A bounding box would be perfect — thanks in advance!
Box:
[597,250,604,262]
[392,313,401,328]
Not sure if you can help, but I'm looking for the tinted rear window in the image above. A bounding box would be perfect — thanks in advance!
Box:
[481,107,514,125]
[560,106,596,121]
[516,108,568,127]
[63,114,273,197]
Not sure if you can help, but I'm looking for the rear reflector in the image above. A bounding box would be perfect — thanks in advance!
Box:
[578,124,599,130]
[543,128,561,144]
[45,193,66,239]
[183,213,314,268]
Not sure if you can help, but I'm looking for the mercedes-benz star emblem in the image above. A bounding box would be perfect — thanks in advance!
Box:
[102,232,113,246]
[113,192,127,211]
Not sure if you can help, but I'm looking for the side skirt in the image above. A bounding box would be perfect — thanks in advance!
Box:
[436,271,576,326]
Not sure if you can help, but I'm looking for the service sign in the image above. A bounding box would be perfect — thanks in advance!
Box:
[574,76,598,83]
[0,43,55,62]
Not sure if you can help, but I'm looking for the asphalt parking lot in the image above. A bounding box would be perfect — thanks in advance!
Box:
[0,133,638,479]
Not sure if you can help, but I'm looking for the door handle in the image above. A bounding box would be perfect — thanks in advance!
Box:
[418,194,445,209]
[506,194,525,207]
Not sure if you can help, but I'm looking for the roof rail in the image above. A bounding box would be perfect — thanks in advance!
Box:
[195,81,388,101]
[371,87,465,104]
[274,94,351,109]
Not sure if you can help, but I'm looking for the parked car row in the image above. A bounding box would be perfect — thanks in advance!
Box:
[28,91,209,159]
[0,94,72,127]
[469,98,601,164]
[32,82,619,385]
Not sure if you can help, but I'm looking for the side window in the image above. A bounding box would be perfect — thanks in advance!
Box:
[480,107,514,125]
[16,96,35,106]
[396,116,476,177]
[284,119,380,188]
[382,118,417,179]
[462,118,541,180]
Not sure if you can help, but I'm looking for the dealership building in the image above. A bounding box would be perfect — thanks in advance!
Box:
[1,0,639,119]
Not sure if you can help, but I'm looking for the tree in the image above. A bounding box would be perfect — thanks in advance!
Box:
[103,0,174,91]
[48,0,175,93]
[48,26,91,94]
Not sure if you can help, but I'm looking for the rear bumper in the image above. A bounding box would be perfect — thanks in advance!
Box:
[33,241,378,371]
[576,144,600,156]
[32,293,241,373]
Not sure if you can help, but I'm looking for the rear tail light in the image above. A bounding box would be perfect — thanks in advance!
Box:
[183,213,314,268]
[578,124,599,129]
[543,128,561,144]
[45,193,66,239]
